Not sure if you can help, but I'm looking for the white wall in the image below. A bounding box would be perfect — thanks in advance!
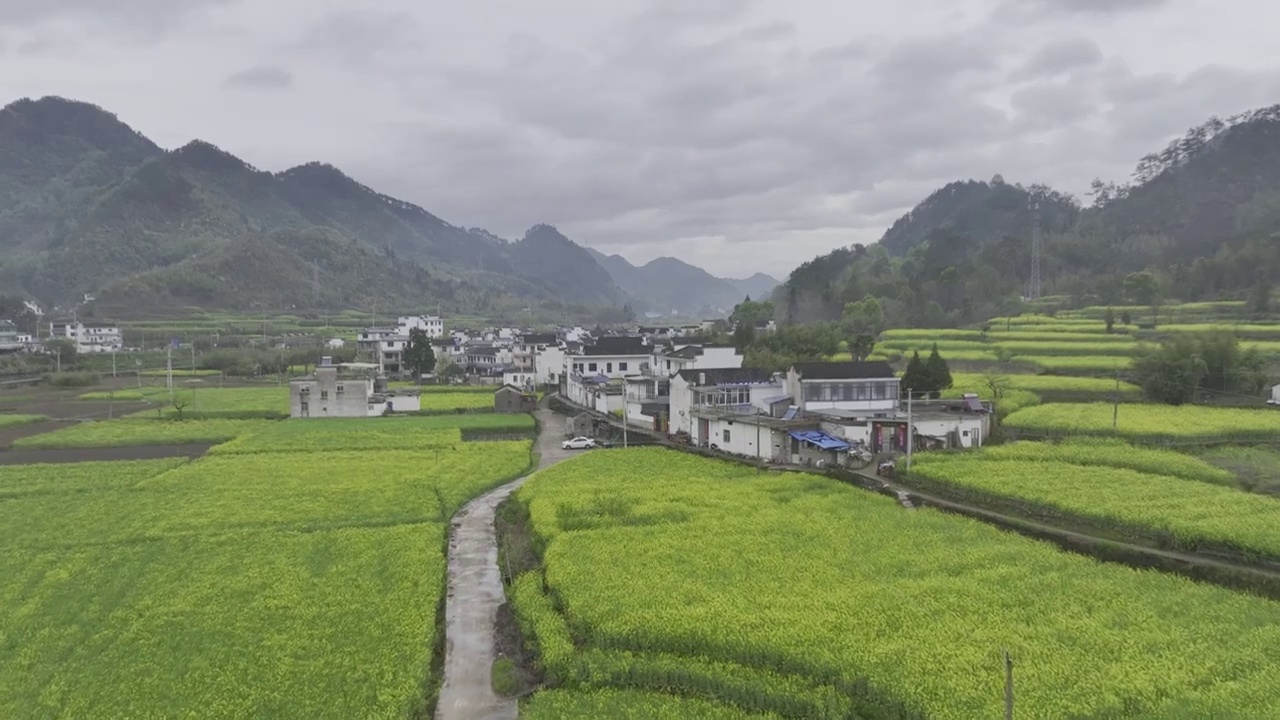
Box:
[692,347,743,370]
[567,353,647,379]
[703,417,782,460]
[385,394,422,413]
[668,374,695,434]
[535,346,565,385]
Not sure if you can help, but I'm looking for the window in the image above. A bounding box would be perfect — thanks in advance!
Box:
[723,429,731,443]
[300,386,311,394]
[336,384,344,395]
[820,383,833,401]
[855,383,869,400]
[607,362,613,373]
[320,390,329,400]
[619,362,628,372]
[873,383,887,400]
[588,362,598,372]
[666,360,671,371]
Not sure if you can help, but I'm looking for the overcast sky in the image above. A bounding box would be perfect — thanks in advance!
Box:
[4,0,1280,278]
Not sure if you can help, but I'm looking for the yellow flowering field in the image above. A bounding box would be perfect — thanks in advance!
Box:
[513,448,1280,719]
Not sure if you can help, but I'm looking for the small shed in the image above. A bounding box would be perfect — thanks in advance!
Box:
[494,384,537,413]
[568,411,594,438]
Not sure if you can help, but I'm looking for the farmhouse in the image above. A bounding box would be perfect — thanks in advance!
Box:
[290,361,382,418]
[494,384,537,413]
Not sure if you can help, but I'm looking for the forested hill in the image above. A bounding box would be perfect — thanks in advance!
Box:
[775,103,1280,327]
[0,96,628,313]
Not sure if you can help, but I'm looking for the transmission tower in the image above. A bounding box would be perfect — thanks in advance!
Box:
[1029,199,1042,300]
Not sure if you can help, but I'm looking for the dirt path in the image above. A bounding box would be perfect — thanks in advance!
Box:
[435,402,573,720]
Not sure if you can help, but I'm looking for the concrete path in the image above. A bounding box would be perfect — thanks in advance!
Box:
[436,403,573,720]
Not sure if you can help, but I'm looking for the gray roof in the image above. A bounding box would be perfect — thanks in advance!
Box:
[676,367,774,386]
[791,361,897,380]
[583,336,647,356]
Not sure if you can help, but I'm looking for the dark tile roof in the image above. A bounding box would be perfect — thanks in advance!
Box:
[582,336,648,356]
[667,345,704,359]
[791,361,897,380]
[519,333,557,345]
[676,367,775,386]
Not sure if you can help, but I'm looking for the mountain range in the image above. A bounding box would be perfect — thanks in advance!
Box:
[585,248,777,316]
[774,103,1280,327]
[0,96,765,319]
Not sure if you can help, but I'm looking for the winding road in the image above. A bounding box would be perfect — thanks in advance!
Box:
[435,403,572,720]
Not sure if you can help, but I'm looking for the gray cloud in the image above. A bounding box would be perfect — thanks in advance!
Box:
[223,65,293,90]
[0,0,230,31]
[1017,38,1103,78]
[3,0,1278,277]
[1000,0,1169,19]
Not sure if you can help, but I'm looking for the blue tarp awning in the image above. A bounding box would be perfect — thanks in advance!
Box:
[788,430,850,451]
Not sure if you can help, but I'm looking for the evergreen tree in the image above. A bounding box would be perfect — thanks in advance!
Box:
[923,343,953,395]
[1104,306,1115,333]
[1249,270,1272,317]
[900,351,927,395]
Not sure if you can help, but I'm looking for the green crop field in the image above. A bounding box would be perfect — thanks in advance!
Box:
[945,373,1141,402]
[910,449,1280,561]
[12,419,270,449]
[512,449,1280,719]
[1004,402,1280,442]
[1016,355,1133,373]
[992,341,1145,357]
[418,392,495,412]
[0,414,45,429]
[522,689,779,719]
[0,438,533,717]
[128,386,290,419]
[209,415,534,455]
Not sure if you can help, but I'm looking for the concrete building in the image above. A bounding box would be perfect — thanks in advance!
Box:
[669,368,786,438]
[648,344,743,377]
[785,361,900,414]
[398,315,445,339]
[289,362,382,418]
[0,320,20,353]
[566,335,650,380]
[494,385,537,413]
[48,321,123,353]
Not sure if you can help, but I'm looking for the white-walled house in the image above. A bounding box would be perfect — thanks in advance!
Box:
[48,321,123,353]
[785,361,900,414]
[668,368,786,437]
[397,315,445,339]
[648,344,743,377]
[566,336,650,380]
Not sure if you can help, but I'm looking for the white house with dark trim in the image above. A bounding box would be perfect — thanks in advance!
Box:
[785,361,900,414]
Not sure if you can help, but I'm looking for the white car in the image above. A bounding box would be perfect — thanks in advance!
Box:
[562,436,597,450]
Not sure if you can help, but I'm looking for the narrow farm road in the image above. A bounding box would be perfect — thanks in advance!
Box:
[436,401,573,720]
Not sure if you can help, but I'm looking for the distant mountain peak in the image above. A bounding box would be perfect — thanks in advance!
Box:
[171,140,258,174]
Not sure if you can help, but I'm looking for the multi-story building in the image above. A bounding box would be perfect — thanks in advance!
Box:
[397,315,445,339]
[0,320,21,353]
[565,335,649,380]
[356,327,409,374]
[48,321,123,353]
[289,362,382,418]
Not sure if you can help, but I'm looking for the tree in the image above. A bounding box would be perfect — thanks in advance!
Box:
[923,343,953,396]
[1132,337,1207,405]
[842,296,884,362]
[1123,271,1161,326]
[1104,307,1115,334]
[730,298,775,327]
[436,357,465,384]
[403,328,436,378]
[981,368,1010,400]
[1249,269,1272,317]
[1197,331,1267,396]
[1121,309,1132,326]
[900,351,927,395]
[731,321,756,352]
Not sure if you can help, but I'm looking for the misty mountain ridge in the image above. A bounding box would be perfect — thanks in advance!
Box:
[0,96,746,317]
[586,248,778,316]
[775,101,1280,326]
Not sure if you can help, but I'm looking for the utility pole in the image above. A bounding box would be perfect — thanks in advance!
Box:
[1113,371,1121,430]
[166,344,174,401]
[1004,650,1015,720]
[1029,199,1042,300]
[905,388,913,471]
